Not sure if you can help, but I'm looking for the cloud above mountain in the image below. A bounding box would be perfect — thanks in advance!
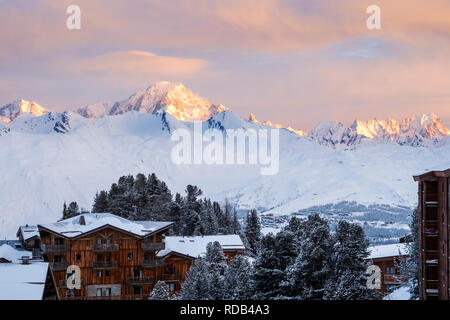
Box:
[0,0,449,129]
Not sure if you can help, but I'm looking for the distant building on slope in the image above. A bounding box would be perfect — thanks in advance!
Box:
[413,168,450,300]
[366,243,408,295]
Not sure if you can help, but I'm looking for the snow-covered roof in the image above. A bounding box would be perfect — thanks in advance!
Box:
[0,244,31,263]
[368,243,408,259]
[157,235,245,259]
[17,225,40,241]
[0,262,50,300]
[38,213,173,239]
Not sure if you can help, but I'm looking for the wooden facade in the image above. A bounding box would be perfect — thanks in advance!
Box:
[39,224,173,300]
[414,169,450,300]
[368,255,407,295]
[37,215,245,300]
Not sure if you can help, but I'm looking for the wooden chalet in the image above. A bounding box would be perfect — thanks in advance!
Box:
[16,225,42,259]
[38,213,174,300]
[413,168,450,300]
[366,243,408,295]
[156,235,245,292]
[37,213,245,299]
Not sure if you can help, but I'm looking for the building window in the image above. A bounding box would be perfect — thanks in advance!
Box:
[96,288,102,297]
[66,289,75,298]
[167,282,175,292]
[128,253,133,260]
[97,271,102,278]
[55,237,64,245]
[97,238,102,245]
[106,271,111,277]
[104,288,111,297]
[386,266,397,275]
[165,265,175,274]
[133,286,142,295]
[106,238,111,245]
[75,254,81,262]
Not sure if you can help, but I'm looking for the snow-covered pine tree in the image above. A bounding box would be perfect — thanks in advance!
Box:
[401,208,419,300]
[180,258,211,300]
[244,209,261,256]
[223,255,254,300]
[205,241,227,299]
[148,281,170,300]
[179,185,202,236]
[252,233,285,299]
[284,214,333,299]
[323,220,381,300]
[61,201,81,220]
[92,191,108,213]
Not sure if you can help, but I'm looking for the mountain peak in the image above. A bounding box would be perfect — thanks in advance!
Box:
[79,81,228,122]
[0,99,49,123]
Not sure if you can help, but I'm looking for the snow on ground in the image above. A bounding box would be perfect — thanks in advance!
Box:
[383,286,411,300]
[0,110,449,238]
[0,262,49,300]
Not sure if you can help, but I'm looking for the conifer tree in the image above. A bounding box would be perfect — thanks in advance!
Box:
[323,220,380,300]
[180,258,211,300]
[61,201,80,220]
[284,214,333,299]
[244,209,261,256]
[223,255,254,299]
[148,281,170,300]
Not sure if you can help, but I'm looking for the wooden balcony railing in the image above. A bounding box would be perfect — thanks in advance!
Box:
[142,258,164,268]
[59,279,83,288]
[159,273,183,281]
[384,274,403,284]
[32,248,43,259]
[92,261,119,269]
[42,244,68,253]
[127,277,154,285]
[141,242,165,251]
[52,262,68,271]
[93,243,119,252]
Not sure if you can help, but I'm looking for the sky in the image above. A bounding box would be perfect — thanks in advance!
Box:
[0,0,449,130]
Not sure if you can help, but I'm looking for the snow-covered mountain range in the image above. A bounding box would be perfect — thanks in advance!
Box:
[0,81,449,239]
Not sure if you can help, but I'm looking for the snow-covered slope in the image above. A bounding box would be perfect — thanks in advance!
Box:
[249,113,307,136]
[0,108,449,238]
[0,82,449,238]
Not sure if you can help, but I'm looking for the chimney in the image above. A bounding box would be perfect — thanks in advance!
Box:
[79,215,86,225]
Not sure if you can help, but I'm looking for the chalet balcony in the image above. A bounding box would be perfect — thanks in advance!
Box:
[41,244,68,253]
[160,273,183,281]
[141,242,165,251]
[52,262,68,271]
[59,279,83,288]
[142,258,164,268]
[384,274,403,284]
[93,243,119,252]
[127,277,154,285]
[92,261,119,269]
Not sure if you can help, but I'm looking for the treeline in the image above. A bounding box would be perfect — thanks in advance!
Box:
[62,173,240,237]
[171,214,382,300]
